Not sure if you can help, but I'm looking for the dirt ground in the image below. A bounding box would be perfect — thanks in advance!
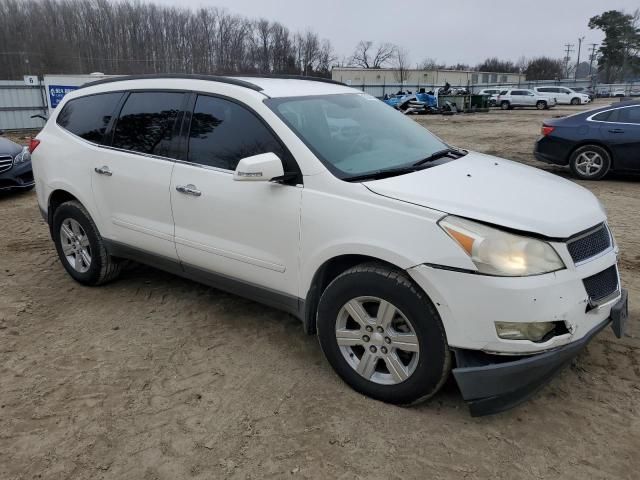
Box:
[1,99,638,479]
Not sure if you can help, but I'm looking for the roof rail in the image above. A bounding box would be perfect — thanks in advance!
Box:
[80,74,264,91]
[231,74,346,86]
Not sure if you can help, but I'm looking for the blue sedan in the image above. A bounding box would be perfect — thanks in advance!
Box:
[534,100,640,180]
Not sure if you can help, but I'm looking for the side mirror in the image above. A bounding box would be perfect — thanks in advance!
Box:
[233,152,284,182]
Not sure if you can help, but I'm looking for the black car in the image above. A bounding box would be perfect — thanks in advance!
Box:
[535,100,640,180]
[0,136,34,192]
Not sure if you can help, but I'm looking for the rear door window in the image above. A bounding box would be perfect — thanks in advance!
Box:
[56,92,124,144]
[112,91,185,157]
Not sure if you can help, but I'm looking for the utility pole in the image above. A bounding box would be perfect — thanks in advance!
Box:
[575,36,584,80]
[588,43,598,77]
[563,43,574,79]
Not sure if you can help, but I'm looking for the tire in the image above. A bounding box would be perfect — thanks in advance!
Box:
[500,101,510,110]
[52,200,122,285]
[570,97,580,105]
[569,145,611,180]
[317,263,451,405]
[536,100,547,110]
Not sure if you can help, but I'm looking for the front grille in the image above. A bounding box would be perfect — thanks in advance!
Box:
[0,155,13,173]
[567,224,611,264]
[582,265,619,304]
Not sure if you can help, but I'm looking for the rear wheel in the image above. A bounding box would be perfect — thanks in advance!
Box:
[317,263,451,405]
[536,100,547,110]
[570,97,580,105]
[569,145,611,180]
[52,200,122,285]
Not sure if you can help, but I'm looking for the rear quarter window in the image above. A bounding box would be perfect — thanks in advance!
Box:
[56,92,124,144]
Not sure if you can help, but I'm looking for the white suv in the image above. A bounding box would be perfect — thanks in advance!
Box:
[497,89,556,110]
[31,75,627,416]
[534,86,591,105]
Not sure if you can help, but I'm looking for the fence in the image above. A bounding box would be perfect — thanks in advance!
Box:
[0,77,639,131]
[0,80,47,131]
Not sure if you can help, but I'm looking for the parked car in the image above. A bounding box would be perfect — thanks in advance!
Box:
[477,88,508,107]
[629,88,640,97]
[0,136,34,193]
[533,86,591,105]
[497,89,556,110]
[571,87,595,101]
[32,75,627,416]
[612,88,627,97]
[535,100,640,180]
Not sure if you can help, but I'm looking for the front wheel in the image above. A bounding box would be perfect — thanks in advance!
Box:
[500,101,510,110]
[569,145,611,180]
[570,97,580,105]
[317,263,451,405]
[536,100,547,110]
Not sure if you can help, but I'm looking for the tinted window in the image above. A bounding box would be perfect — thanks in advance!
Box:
[592,110,614,122]
[56,93,123,144]
[112,91,184,156]
[188,95,286,171]
[617,106,640,124]
[537,88,552,93]
[512,90,525,96]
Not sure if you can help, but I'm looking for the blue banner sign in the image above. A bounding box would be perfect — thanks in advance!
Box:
[48,85,78,108]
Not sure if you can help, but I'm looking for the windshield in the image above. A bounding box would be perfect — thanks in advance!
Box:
[265,93,448,179]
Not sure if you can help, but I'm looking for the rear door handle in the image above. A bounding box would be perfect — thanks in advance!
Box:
[176,184,202,197]
[94,165,112,176]
[608,128,625,134]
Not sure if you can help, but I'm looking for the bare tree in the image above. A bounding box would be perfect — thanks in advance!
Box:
[0,0,334,78]
[419,58,445,70]
[392,46,412,84]
[350,40,395,68]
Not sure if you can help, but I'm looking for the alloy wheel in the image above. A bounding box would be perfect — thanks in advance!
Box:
[335,296,420,385]
[59,218,92,273]
[575,151,604,177]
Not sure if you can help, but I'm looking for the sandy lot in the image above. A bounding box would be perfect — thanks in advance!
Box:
[1,100,638,479]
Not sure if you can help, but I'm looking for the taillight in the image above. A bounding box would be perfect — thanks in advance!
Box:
[28,138,40,153]
[541,125,555,136]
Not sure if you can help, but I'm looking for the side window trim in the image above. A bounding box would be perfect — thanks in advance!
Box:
[103,91,130,147]
[178,91,302,182]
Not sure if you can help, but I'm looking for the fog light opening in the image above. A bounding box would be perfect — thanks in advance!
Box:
[495,321,570,343]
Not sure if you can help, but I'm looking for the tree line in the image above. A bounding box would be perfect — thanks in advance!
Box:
[0,0,335,79]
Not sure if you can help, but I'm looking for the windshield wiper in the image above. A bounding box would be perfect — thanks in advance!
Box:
[344,165,419,182]
[412,148,466,167]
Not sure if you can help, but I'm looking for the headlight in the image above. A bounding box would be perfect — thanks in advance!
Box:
[13,146,31,165]
[439,216,565,276]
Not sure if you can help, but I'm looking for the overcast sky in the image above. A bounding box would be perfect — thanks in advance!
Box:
[152,0,638,66]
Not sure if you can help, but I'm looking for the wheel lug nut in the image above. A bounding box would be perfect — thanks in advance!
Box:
[384,337,391,344]
[381,346,388,354]
[365,326,373,333]
[362,335,370,342]
[376,326,384,333]
[369,346,377,353]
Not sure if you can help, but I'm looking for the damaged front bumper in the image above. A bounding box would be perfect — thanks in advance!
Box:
[452,289,628,416]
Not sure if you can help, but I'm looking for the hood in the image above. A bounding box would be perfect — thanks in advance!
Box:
[365,152,605,238]
[0,137,23,156]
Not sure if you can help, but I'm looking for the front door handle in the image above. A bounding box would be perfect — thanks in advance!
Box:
[94,165,112,176]
[176,184,202,197]
[608,128,625,134]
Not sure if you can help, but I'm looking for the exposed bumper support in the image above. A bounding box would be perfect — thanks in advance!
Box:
[453,289,628,416]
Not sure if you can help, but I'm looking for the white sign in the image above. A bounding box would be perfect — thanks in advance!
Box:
[23,75,38,86]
